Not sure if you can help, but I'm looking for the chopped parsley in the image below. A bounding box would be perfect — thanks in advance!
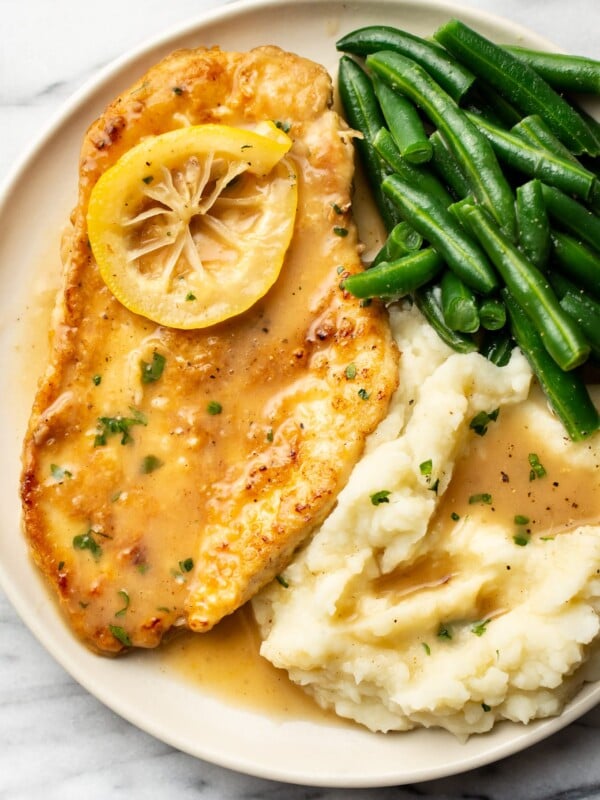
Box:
[437,623,453,641]
[333,226,348,237]
[179,558,194,573]
[419,459,433,477]
[471,619,489,637]
[140,351,166,384]
[358,388,370,401]
[266,428,274,442]
[513,533,530,546]
[331,202,344,215]
[50,463,72,481]
[451,512,460,521]
[422,642,431,656]
[142,175,154,185]
[528,452,547,480]
[172,86,184,95]
[370,490,391,506]
[94,407,147,447]
[274,120,291,133]
[207,400,223,415]
[72,530,103,560]
[514,514,530,525]
[185,291,196,301]
[469,408,499,436]
[92,374,102,386]
[109,624,132,647]
[468,492,493,505]
[481,703,492,712]
[115,589,130,617]
[345,363,357,380]
[276,574,289,588]
[141,455,163,474]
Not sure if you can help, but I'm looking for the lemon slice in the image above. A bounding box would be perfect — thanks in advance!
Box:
[87,122,297,329]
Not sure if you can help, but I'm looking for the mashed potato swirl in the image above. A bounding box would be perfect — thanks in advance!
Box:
[253,304,600,738]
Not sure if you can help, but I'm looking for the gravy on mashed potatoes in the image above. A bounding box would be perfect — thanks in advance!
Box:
[253,303,600,737]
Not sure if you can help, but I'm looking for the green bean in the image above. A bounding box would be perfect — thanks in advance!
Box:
[503,289,599,441]
[373,77,432,164]
[480,329,513,366]
[343,248,443,299]
[503,46,600,95]
[336,25,476,102]
[370,221,423,268]
[512,114,579,165]
[467,112,598,201]
[382,173,498,294]
[337,56,401,231]
[429,131,471,199]
[550,231,600,298]
[559,290,600,360]
[413,284,478,353]
[479,297,507,331]
[457,203,590,371]
[367,50,516,239]
[515,180,551,270]
[541,184,600,254]
[434,19,600,156]
[373,128,454,208]
[441,270,480,332]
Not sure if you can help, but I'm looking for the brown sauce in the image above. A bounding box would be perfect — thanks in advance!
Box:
[156,604,345,725]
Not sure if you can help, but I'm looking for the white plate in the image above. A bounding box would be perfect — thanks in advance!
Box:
[0,0,598,788]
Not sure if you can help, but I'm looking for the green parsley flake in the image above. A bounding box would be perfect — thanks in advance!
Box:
[142,175,153,185]
[50,463,72,481]
[115,589,130,617]
[266,428,274,443]
[468,492,493,505]
[185,292,196,301]
[72,530,102,560]
[207,400,223,415]
[528,453,547,480]
[333,226,348,237]
[422,642,431,656]
[274,120,291,133]
[471,619,489,636]
[469,408,499,436]
[172,86,184,95]
[179,558,194,573]
[419,459,433,477]
[481,702,492,712]
[141,455,163,474]
[109,624,132,647]
[513,534,530,546]
[437,623,453,640]
[94,407,147,447]
[370,490,391,506]
[358,388,370,401]
[345,363,357,380]
[140,351,166,384]
[451,512,460,521]
[514,514,530,525]
[92,374,102,386]
[331,202,344,215]
[276,574,289,588]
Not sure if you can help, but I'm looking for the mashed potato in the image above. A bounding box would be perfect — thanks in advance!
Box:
[253,304,600,738]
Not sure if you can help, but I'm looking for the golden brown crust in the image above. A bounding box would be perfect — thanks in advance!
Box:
[21,45,398,653]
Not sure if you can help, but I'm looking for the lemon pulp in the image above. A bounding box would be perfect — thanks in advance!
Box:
[87,122,298,329]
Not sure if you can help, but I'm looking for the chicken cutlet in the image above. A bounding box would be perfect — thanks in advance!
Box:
[21,45,398,654]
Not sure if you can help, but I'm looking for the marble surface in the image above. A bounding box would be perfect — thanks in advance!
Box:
[1,0,599,797]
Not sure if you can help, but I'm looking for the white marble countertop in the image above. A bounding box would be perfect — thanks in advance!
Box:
[1,1,599,798]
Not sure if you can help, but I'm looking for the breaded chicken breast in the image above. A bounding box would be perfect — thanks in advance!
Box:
[21,45,398,653]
